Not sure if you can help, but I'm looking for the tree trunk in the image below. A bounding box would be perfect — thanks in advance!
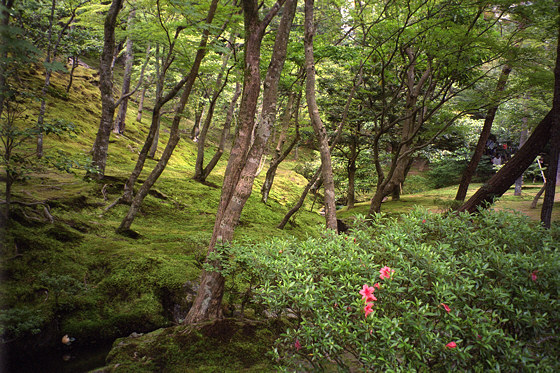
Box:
[191,99,205,140]
[540,129,559,227]
[531,183,546,209]
[119,0,219,229]
[457,111,555,213]
[36,0,57,159]
[278,168,321,229]
[304,0,337,231]
[540,12,560,228]
[514,126,528,196]
[201,82,242,182]
[194,46,234,181]
[455,64,511,202]
[184,0,290,324]
[113,9,135,135]
[147,115,160,159]
[136,85,147,122]
[122,42,190,202]
[261,91,300,203]
[66,56,79,93]
[90,0,124,177]
[346,134,358,209]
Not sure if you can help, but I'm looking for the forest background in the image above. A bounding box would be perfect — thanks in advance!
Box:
[1,0,559,371]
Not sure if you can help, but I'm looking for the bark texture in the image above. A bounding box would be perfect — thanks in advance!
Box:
[184,0,290,324]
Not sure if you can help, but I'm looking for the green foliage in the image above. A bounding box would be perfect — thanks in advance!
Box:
[219,209,560,371]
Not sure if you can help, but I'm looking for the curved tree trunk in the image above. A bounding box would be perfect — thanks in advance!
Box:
[455,64,511,202]
[304,0,337,231]
[201,81,242,181]
[261,90,300,203]
[194,45,234,181]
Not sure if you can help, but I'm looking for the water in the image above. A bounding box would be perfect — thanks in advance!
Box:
[2,342,113,373]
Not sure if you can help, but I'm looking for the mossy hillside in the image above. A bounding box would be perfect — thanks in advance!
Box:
[1,60,325,353]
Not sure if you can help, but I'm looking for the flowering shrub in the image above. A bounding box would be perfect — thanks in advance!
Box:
[217,208,560,371]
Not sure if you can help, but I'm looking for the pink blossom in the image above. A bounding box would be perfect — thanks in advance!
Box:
[531,270,538,282]
[374,282,381,289]
[445,342,457,349]
[364,302,374,317]
[379,266,395,280]
[441,303,451,313]
[422,219,426,224]
[294,339,301,351]
[360,284,376,302]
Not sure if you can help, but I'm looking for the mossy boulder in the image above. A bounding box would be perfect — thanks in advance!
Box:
[96,318,287,372]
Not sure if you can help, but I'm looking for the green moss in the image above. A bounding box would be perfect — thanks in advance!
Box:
[101,319,286,372]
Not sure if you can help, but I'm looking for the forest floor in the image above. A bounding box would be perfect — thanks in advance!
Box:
[1,60,558,372]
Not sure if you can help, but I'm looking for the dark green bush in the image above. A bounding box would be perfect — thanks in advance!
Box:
[220,208,560,371]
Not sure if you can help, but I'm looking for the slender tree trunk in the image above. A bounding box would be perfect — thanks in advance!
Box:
[304,0,337,231]
[278,168,321,229]
[514,125,528,196]
[194,47,233,181]
[66,56,79,93]
[147,116,161,159]
[90,0,124,177]
[113,9,136,135]
[455,64,511,201]
[36,0,57,159]
[191,99,205,140]
[184,0,289,324]
[261,91,300,203]
[347,154,357,208]
[136,85,148,122]
[531,183,546,209]
[201,81,242,181]
[118,0,219,230]
[123,43,189,202]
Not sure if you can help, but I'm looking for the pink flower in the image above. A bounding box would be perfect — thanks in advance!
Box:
[422,219,426,224]
[374,282,381,289]
[294,339,301,351]
[531,270,538,282]
[441,303,451,313]
[445,341,457,349]
[379,266,395,280]
[364,302,374,317]
[360,284,376,302]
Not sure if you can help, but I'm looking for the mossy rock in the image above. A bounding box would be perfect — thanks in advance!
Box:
[97,318,287,372]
